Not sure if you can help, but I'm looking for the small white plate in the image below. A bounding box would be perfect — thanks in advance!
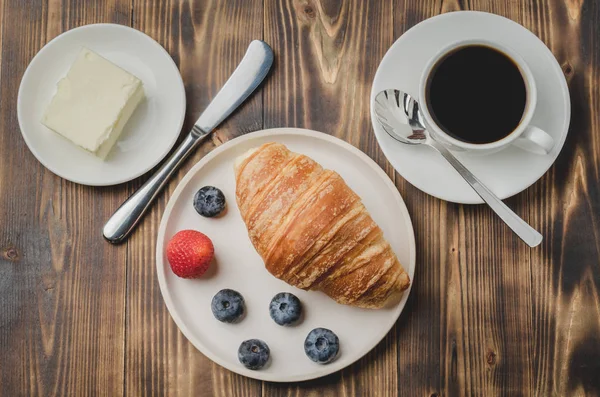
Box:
[156,128,416,382]
[370,11,571,204]
[18,24,186,186]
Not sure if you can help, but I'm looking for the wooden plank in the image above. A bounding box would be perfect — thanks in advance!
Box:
[0,0,3,74]
[394,1,600,396]
[125,1,264,396]
[396,1,542,395]
[0,0,130,396]
[262,1,396,396]
[527,0,600,395]
[392,2,468,396]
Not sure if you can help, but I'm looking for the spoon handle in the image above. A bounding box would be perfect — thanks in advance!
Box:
[429,139,542,247]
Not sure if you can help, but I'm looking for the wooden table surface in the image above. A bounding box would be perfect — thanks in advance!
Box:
[1,0,599,396]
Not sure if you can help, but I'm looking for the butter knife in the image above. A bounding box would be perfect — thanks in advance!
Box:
[103,40,274,244]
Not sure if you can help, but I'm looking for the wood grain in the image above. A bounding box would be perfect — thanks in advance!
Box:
[393,1,600,396]
[0,0,599,396]
[125,1,263,396]
[0,0,130,396]
[262,1,398,396]
[528,0,600,395]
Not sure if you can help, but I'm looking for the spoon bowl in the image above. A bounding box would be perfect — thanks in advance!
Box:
[373,88,543,248]
[374,89,427,144]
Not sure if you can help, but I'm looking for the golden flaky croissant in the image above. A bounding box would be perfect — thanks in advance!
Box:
[234,142,410,309]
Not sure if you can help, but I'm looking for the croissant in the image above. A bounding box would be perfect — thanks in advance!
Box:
[234,142,410,309]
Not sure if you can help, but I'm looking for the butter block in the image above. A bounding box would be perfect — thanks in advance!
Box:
[42,48,145,159]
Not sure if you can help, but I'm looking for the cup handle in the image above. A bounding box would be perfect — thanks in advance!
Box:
[513,125,554,155]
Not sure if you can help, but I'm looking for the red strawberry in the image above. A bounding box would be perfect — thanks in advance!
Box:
[166,230,214,278]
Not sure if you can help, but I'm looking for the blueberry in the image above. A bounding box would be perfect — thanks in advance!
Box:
[269,292,302,326]
[238,339,270,370]
[211,289,244,323]
[304,328,339,364]
[194,186,226,217]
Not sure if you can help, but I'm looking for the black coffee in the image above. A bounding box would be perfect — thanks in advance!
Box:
[426,45,527,144]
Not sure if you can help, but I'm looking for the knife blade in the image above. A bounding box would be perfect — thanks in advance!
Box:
[103,40,274,244]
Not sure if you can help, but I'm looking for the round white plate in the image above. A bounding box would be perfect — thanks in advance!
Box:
[17,24,186,186]
[156,128,416,382]
[370,11,571,204]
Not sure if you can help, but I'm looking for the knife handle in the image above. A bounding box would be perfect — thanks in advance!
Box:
[103,40,274,244]
[103,131,204,244]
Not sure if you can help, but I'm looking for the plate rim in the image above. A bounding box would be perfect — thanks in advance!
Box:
[155,127,416,382]
[370,10,571,204]
[17,23,186,186]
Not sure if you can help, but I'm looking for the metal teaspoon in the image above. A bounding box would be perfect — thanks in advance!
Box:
[374,88,542,247]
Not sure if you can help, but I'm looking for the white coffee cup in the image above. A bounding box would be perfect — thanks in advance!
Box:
[418,39,554,155]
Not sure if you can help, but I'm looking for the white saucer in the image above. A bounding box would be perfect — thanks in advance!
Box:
[370,11,570,204]
[156,128,416,382]
[17,24,186,186]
